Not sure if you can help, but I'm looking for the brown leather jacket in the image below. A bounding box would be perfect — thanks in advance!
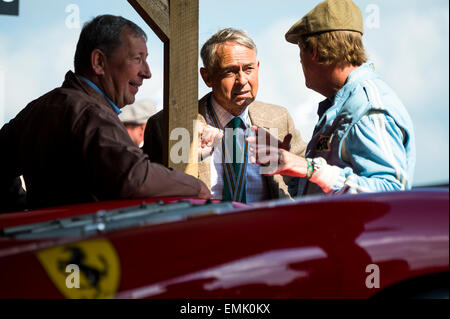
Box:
[0,71,201,210]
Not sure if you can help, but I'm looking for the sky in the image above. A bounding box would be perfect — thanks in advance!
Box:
[0,0,448,186]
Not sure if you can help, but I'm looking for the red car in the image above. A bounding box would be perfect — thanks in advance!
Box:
[0,189,448,299]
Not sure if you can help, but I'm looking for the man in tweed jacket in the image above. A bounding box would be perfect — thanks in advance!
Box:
[144,28,307,202]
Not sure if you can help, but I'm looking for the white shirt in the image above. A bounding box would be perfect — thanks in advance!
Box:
[206,96,269,203]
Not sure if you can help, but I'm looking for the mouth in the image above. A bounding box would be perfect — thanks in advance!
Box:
[128,81,141,93]
[233,90,251,98]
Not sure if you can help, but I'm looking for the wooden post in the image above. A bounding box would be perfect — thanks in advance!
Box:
[128,0,199,177]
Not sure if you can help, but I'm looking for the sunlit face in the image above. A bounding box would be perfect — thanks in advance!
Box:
[125,123,146,147]
[101,29,151,108]
[201,42,259,116]
[299,44,315,90]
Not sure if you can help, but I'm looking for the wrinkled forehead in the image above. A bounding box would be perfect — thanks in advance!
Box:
[115,29,148,55]
[214,42,257,66]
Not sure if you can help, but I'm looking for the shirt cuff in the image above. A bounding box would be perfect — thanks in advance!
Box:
[309,157,346,194]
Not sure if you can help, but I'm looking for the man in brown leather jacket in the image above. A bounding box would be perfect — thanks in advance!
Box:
[0,15,210,212]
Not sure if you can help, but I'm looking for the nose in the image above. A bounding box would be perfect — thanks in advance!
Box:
[236,70,248,86]
[140,60,152,79]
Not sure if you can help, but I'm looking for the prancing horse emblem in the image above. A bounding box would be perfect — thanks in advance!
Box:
[58,246,108,296]
[36,239,121,299]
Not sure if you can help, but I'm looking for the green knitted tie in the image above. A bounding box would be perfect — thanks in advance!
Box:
[223,117,247,203]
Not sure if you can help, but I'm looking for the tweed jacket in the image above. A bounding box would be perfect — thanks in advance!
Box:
[144,93,307,200]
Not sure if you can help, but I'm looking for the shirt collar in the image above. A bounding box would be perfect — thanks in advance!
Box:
[210,95,250,129]
[317,98,333,119]
[78,75,122,115]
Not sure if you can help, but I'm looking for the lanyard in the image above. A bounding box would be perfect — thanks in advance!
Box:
[206,96,249,202]
[79,76,122,115]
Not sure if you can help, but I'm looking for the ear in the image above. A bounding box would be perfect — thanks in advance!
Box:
[139,124,146,135]
[91,49,107,76]
[200,67,213,87]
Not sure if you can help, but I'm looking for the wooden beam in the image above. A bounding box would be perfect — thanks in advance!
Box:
[167,0,199,176]
[129,0,199,177]
[128,0,170,42]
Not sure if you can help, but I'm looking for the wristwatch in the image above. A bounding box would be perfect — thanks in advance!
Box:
[305,158,314,179]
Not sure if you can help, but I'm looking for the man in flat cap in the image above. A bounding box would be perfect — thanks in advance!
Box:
[248,0,416,195]
[119,99,157,147]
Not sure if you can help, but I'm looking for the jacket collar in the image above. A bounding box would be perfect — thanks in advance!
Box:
[316,61,377,119]
[62,71,118,114]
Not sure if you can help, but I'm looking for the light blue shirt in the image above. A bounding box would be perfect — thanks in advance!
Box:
[79,75,122,115]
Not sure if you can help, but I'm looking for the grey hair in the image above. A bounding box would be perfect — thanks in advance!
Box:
[74,15,147,74]
[200,28,257,71]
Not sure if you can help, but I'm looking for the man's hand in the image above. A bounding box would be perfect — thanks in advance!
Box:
[198,121,223,160]
[246,125,306,177]
[248,144,308,177]
[198,180,212,199]
[245,125,292,167]
[245,125,292,150]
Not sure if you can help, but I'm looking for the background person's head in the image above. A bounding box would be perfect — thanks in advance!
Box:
[285,0,367,97]
[74,15,152,108]
[200,28,260,116]
[119,99,157,147]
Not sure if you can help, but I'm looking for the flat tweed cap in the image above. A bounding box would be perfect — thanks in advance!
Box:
[285,0,364,44]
